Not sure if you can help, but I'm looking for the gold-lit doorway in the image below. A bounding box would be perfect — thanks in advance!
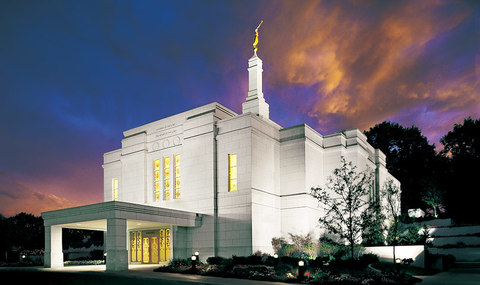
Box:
[130,228,170,264]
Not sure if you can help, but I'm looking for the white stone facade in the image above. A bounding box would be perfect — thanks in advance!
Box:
[42,53,399,271]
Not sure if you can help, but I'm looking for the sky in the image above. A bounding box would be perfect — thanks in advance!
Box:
[0,0,478,217]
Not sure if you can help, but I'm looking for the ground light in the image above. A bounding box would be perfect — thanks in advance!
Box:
[298,260,305,281]
[191,255,197,273]
[395,258,402,273]
[273,254,279,265]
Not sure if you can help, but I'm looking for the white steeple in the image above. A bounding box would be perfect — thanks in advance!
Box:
[242,54,269,119]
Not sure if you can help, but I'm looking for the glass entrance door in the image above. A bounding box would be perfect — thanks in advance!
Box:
[130,228,170,264]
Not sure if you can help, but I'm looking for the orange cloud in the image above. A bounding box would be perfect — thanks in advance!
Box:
[256,0,477,135]
[0,173,97,217]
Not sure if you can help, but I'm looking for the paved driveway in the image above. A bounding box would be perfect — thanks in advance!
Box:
[417,267,480,285]
[0,265,295,285]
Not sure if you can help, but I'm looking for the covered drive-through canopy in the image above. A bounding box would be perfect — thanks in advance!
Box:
[42,201,202,271]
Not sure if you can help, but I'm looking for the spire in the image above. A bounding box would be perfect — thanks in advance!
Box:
[242,21,269,119]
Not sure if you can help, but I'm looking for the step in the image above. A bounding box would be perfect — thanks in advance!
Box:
[428,236,480,247]
[454,261,480,268]
[428,225,480,237]
[428,247,480,262]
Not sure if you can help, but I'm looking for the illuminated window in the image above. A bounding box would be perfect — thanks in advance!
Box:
[112,178,119,201]
[228,154,237,192]
[164,157,170,200]
[174,154,180,199]
[154,159,160,201]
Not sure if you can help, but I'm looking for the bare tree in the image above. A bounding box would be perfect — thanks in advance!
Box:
[311,157,374,259]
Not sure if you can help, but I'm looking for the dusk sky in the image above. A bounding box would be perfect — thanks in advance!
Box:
[0,0,478,217]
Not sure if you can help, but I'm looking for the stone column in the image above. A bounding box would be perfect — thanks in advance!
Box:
[44,225,63,268]
[106,218,128,271]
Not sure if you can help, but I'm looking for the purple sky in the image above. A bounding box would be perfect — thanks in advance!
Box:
[0,0,478,216]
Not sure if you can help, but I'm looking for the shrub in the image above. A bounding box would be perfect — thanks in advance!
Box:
[231,264,250,278]
[318,235,344,258]
[308,256,324,268]
[231,255,247,265]
[246,254,263,265]
[247,265,276,280]
[169,257,189,267]
[279,243,296,257]
[206,256,224,265]
[359,253,379,264]
[278,256,300,267]
[399,223,422,245]
[273,263,293,276]
[271,237,287,254]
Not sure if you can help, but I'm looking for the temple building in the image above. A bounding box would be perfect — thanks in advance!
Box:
[42,47,399,271]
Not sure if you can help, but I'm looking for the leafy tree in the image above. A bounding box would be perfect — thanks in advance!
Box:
[441,117,480,159]
[421,186,444,218]
[311,157,374,260]
[0,214,8,261]
[365,121,438,212]
[8,213,44,250]
[361,200,386,246]
[440,117,480,223]
[382,179,401,266]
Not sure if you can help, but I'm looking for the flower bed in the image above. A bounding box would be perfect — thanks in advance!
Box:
[154,254,421,284]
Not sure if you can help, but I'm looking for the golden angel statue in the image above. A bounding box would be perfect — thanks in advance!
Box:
[253,20,263,54]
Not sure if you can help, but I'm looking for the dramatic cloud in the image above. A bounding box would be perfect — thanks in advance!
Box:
[257,0,479,140]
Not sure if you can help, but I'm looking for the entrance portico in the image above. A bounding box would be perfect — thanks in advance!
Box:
[42,201,201,271]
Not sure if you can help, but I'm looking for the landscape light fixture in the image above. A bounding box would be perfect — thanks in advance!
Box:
[191,255,197,272]
[395,258,402,273]
[298,260,305,281]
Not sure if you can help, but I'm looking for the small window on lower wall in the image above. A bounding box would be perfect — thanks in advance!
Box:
[228,154,237,192]
[112,178,119,201]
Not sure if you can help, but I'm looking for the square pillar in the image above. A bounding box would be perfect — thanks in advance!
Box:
[106,218,128,271]
[44,225,63,268]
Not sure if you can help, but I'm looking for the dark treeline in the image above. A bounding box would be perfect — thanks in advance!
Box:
[0,213,103,262]
[365,117,480,224]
